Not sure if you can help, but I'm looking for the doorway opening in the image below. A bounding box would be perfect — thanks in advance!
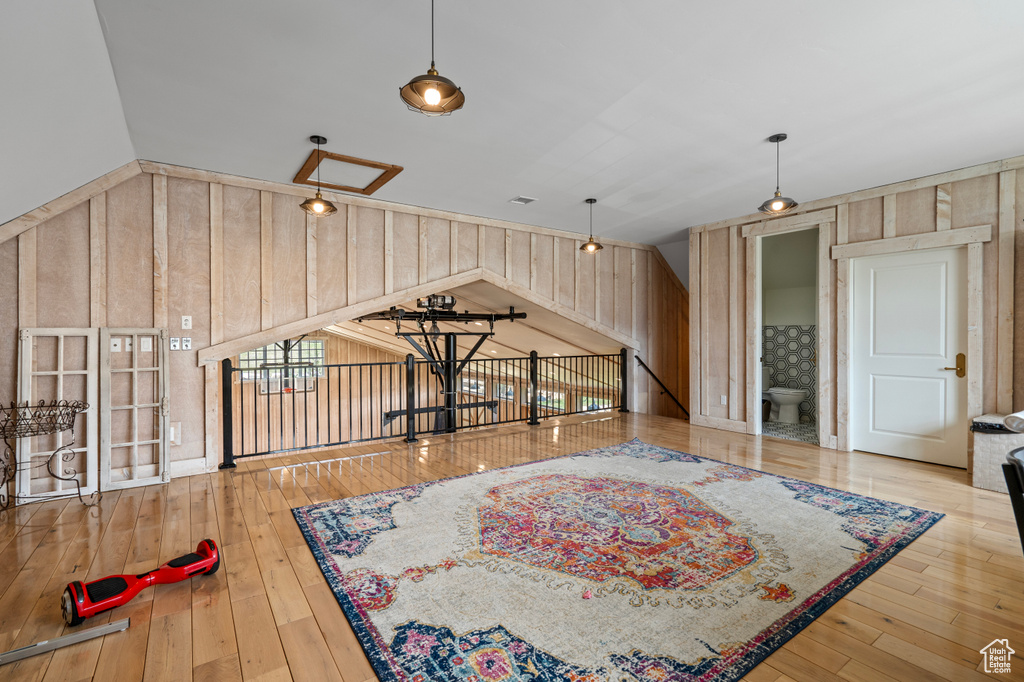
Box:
[760,229,819,445]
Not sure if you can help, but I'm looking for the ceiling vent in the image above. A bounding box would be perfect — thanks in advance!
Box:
[508,196,538,205]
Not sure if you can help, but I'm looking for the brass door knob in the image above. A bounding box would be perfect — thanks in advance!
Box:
[942,353,966,378]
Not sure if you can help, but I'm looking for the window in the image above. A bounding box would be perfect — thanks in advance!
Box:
[238,340,325,390]
[494,383,516,401]
[535,389,565,410]
[579,396,612,412]
[460,377,485,396]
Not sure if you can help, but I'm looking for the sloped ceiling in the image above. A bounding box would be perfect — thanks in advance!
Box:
[0,0,134,226]
[4,1,1024,249]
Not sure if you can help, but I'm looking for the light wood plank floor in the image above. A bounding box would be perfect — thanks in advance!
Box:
[0,412,1022,681]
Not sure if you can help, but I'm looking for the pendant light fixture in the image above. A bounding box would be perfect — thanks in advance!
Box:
[757,133,799,216]
[299,135,338,216]
[399,0,465,116]
[580,198,604,254]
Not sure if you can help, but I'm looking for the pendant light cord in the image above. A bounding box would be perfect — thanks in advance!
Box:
[431,0,435,66]
[775,140,781,194]
[589,200,594,239]
[316,139,322,190]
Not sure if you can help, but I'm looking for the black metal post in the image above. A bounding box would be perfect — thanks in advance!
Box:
[528,350,540,425]
[219,358,236,469]
[404,354,418,443]
[444,333,458,433]
[619,348,630,413]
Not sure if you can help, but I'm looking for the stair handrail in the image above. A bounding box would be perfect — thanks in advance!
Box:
[635,356,689,420]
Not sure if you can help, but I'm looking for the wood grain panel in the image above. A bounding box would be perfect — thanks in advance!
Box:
[420,217,451,284]
[705,228,730,419]
[271,192,308,328]
[354,207,385,303]
[221,186,262,340]
[168,177,212,463]
[107,173,154,327]
[613,247,631,336]
[576,246,596,321]
[154,175,169,329]
[532,234,554,301]
[259,192,273,330]
[455,221,478,273]
[847,197,883,244]
[895,187,937,237]
[315,205,348,313]
[392,212,419,292]
[484,226,506,277]
[35,202,90,328]
[951,175,998,229]
[507,229,531,288]
[597,248,615,329]
[1015,171,1024,410]
[556,237,575,309]
[0,239,17,403]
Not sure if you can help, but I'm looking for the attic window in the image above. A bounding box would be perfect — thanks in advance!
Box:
[293,150,403,196]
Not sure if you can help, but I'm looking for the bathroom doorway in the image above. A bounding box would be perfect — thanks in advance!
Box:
[760,229,818,445]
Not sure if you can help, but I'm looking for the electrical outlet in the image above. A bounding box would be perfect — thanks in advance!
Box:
[125,337,133,352]
[181,315,192,330]
[721,395,728,405]
[182,337,192,351]
[170,421,182,446]
[110,337,122,352]
[169,337,180,351]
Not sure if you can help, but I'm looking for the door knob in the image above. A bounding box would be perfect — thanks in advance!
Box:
[942,353,966,378]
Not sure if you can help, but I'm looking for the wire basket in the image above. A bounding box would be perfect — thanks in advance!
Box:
[0,400,89,439]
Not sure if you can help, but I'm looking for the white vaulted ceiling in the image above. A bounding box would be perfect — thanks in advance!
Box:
[4,1,1024,249]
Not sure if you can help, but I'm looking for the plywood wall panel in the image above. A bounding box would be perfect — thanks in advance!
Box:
[35,202,90,328]
[0,239,17,403]
[847,197,883,244]
[507,230,531,288]
[107,173,154,327]
[420,217,451,284]
[484,226,506,277]
[354,207,385,303]
[221,186,261,340]
[316,207,348,312]
[556,237,575,309]
[613,247,631,336]
[951,175,998,229]
[895,187,937,236]
[705,228,730,419]
[532,234,554,301]
[597,249,615,328]
[1015,171,1024,409]
[983,236,998,414]
[392,212,419,292]
[455,222,478,273]
[271,192,308,327]
[168,177,211,462]
[576,248,596,321]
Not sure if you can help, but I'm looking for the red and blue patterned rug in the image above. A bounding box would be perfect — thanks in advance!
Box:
[292,438,942,682]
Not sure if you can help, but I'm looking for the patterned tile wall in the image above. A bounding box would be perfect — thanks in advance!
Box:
[762,325,816,421]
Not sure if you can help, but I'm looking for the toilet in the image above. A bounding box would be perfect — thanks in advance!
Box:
[761,367,808,424]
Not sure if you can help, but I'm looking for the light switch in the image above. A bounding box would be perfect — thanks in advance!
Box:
[140,336,153,352]
[170,337,180,351]
[110,338,122,352]
[182,337,192,351]
[181,315,192,330]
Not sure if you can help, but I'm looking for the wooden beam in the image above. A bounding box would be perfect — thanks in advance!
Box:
[836,203,849,245]
[817,223,833,446]
[89,193,107,328]
[18,229,37,329]
[882,194,896,239]
[689,230,701,422]
[744,234,759,435]
[259,191,273,330]
[0,160,143,247]
[383,210,394,296]
[836,257,850,451]
[210,183,224,345]
[741,208,837,237]
[967,242,983,420]
[153,174,169,329]
[997,170,1016,413]
[728,227,739,421]
[348,205,359,302]
[699,228,709,419]
[450,222,459,276]
[936,183,952,231]
[306,214,318,317]
[830,224,992,259]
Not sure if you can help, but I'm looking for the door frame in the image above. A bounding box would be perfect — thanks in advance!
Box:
[743,209,836,445]
[832,226,991,451]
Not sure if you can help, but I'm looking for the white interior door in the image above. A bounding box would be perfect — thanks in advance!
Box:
[851,247,967,467]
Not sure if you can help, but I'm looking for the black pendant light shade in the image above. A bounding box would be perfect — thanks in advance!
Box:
[758,133,798,216]
[580,198,604,253]
[300,135,338,216]
[400,0,464,116]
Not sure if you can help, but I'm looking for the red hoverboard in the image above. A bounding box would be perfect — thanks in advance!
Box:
[61,539,220,626]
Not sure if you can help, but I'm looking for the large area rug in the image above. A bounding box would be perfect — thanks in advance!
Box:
[293,439,943,682]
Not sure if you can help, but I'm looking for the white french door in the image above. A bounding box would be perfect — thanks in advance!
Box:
[850,247,967,467]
